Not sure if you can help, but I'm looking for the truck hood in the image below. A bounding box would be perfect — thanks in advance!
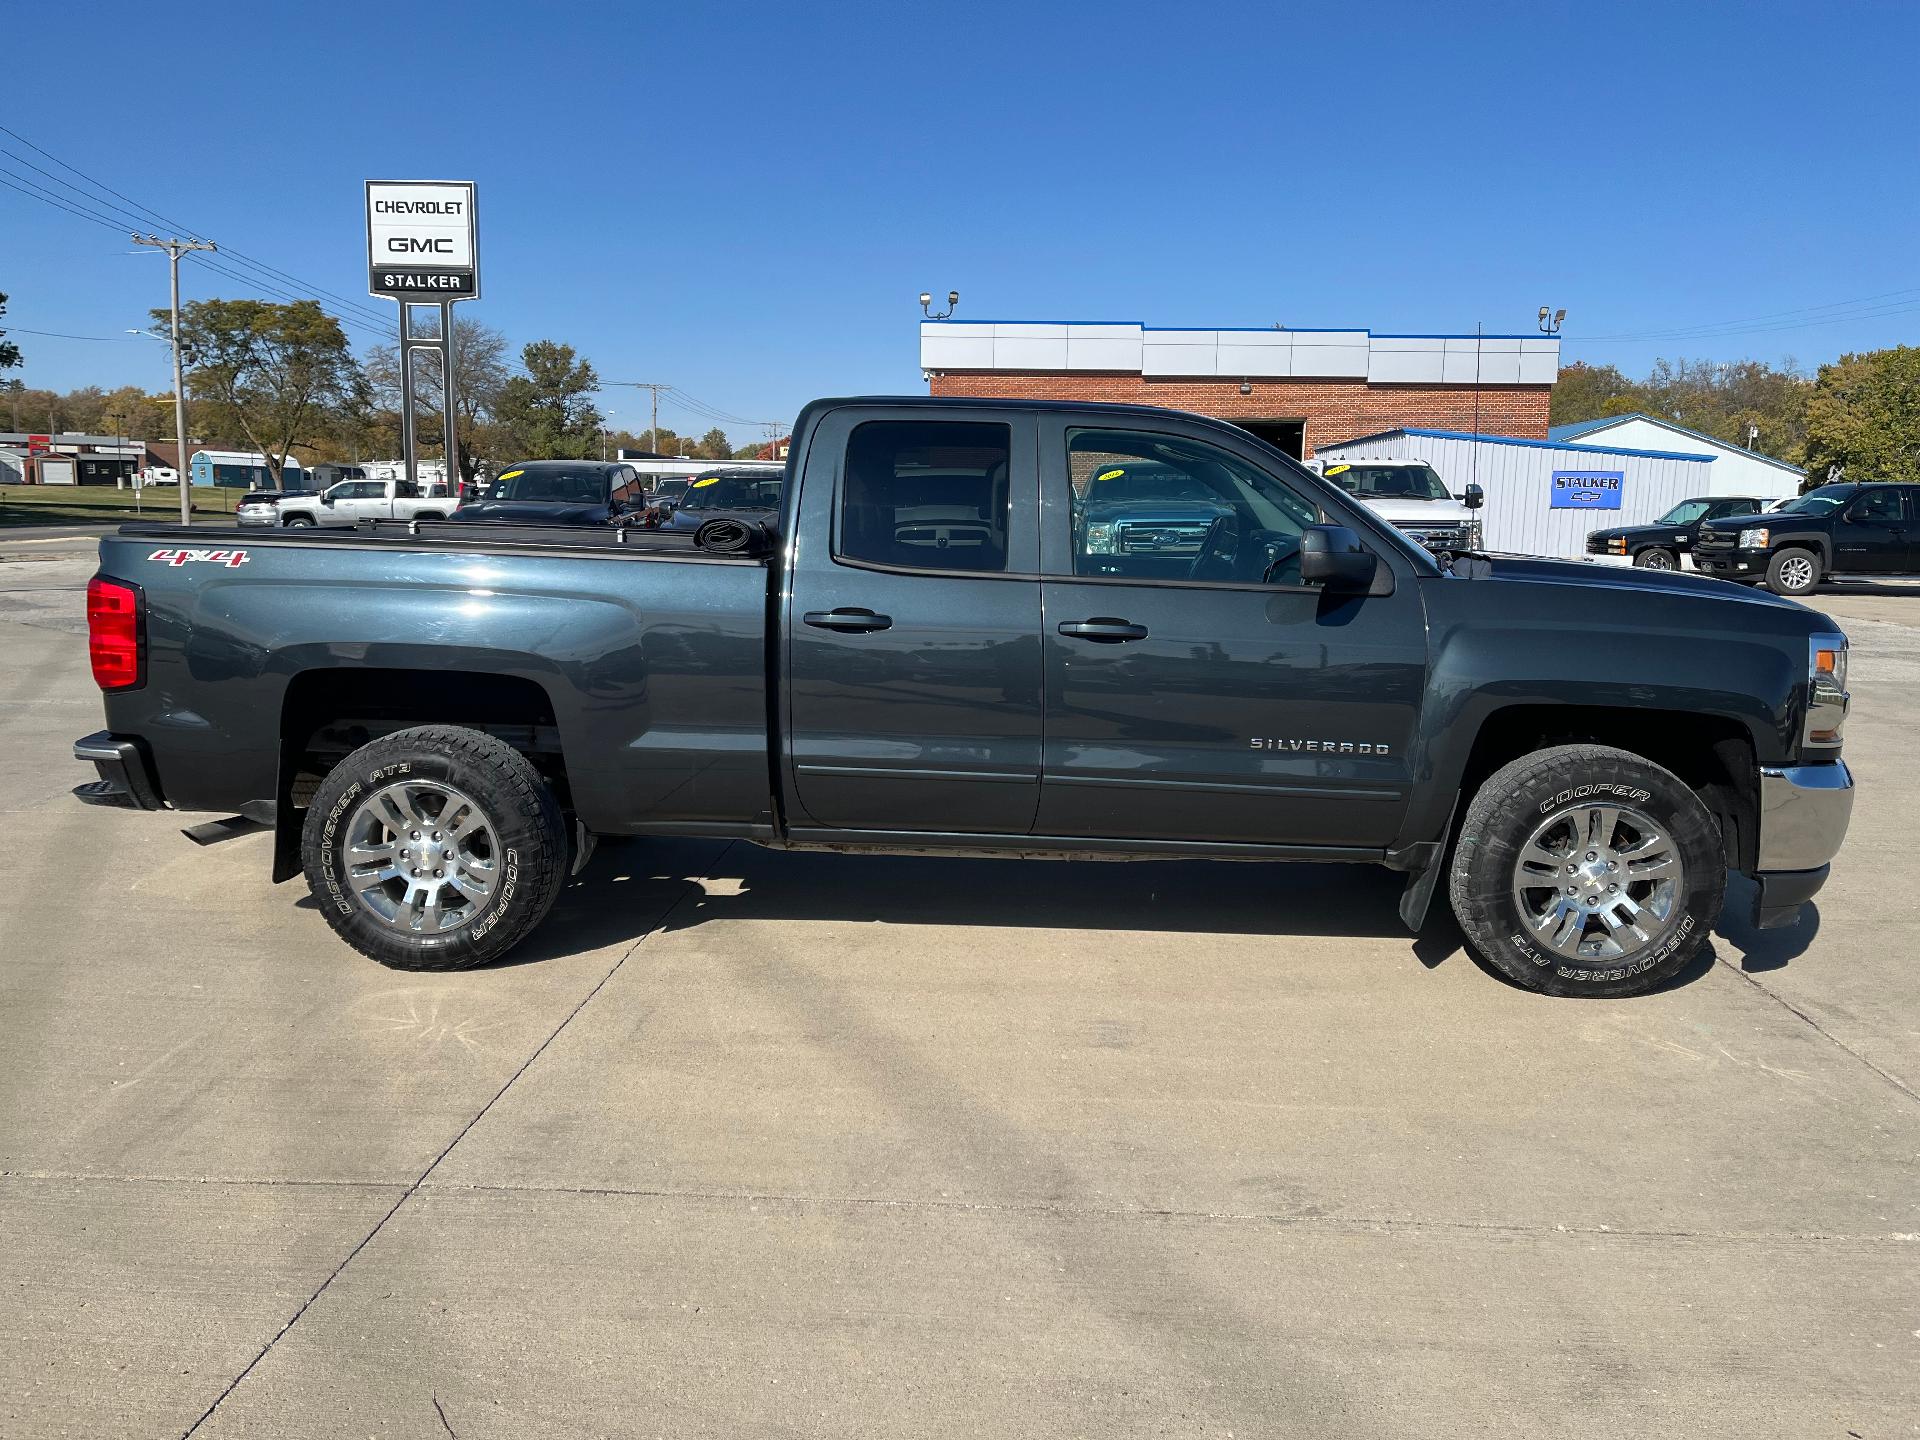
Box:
[446,499,612,527]
[1355,495,1475,525]
[1470,552,1810,612]
[1586,521,1694,545]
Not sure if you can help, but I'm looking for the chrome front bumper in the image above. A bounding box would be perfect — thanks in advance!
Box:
[1756,761,1854,872]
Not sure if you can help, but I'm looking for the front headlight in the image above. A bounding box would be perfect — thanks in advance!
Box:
[1464,520,1483,550]
[1806,631,1849,748]
[1085,523,1114,554]
[1739,527,1770,548]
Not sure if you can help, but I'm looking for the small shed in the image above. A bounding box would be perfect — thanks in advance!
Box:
[1314,427,1716,560]
[189,450,307,490]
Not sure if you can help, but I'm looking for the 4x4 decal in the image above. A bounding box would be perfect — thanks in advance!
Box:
[148,548,250,568]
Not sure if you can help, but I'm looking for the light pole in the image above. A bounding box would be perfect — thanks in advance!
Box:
[919,289,960,320]
[1537,305,1567,336]
[132,234,216,525]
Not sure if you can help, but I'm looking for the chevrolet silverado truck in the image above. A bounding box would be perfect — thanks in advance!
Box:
[73,397,1855,997]
[1584,495,1769,571]
[1694,481,1920,596]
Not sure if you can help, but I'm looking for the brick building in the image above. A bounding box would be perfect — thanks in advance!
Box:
[921,321,1560,458]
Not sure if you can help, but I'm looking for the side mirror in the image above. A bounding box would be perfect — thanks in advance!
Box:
[1460,483,1485,510]
[322,493,335,506]
[1299,524,1378,590]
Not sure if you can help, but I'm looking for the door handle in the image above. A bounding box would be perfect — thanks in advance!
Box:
[803,607,893,633]
[1057,618,1150,643]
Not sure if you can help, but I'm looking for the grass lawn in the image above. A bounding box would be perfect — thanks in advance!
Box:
[0,484,244,529]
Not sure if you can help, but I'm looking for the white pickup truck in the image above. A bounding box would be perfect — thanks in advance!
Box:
[238,477,455,529]
[1304,458,1484,554]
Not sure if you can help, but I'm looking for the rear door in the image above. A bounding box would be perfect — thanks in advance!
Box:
[1034,416,1429,848]
[1831,485,1909,572]
[784,407,1044,834]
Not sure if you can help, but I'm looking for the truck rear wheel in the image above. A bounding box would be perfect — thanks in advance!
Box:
[1447,744,1723,997]
[301,725,567,970]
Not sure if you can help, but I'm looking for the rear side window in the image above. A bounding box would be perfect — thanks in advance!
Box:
[839,421,1011,573]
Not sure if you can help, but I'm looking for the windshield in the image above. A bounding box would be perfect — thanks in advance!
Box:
[486,466,613,504]
[1775,485,1854,516]
[652,478,691,499]
[1655,500,1712,525]
[681,476,781,511]
[1322,463,1450,502]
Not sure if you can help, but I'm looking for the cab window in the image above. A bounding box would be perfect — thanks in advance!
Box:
[1066,428,1318,585]
[839,421,1011,573]
[1848,487,1904,521]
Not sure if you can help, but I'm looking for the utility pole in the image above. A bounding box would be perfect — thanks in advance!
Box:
[610,382,669,454]
[132,235,216,526]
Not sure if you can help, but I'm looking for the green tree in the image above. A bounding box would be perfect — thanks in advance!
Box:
[1802,346,1920,485]
[160,299,362,488]
[695,426,732,459]
[1549,361,1641,426]
[0,292,21,373]
[491,340,602,459]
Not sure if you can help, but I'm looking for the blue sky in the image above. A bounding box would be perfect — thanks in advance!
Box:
[5,0,1917,442]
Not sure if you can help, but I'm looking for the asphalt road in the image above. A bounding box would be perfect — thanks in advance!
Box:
[2,553,1916,1439]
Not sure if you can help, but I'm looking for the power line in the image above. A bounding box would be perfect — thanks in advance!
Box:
[3,326,142,342]
[0,122,205,240]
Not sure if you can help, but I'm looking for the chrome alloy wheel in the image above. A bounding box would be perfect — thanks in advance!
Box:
[1777,553,1816,591]
[343,779,500,935]
[1510,803,1684,962]
[1641,549,1675,570]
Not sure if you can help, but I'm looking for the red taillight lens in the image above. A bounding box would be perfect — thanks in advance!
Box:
[87,576,143,691]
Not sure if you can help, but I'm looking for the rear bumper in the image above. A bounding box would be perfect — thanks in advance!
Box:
[72,730,165,811]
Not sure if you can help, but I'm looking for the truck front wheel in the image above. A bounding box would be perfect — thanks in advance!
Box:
[1447,744,1724,997]
[1766,547,1819,596]
[301,725,568,970]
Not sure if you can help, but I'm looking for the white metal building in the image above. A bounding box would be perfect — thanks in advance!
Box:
[1548,413,1802,500]
[1315,427,1716,560]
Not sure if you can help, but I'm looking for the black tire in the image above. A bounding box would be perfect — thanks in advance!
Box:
[1447,744,1724,997]
[1634,547,1678,571]
[301,725,567,970]
[1765,546,1820,597]
[284,515,315,528]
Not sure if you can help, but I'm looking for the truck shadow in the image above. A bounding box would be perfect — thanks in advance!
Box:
[1714,869,1819,973]
[510,838,1731,992]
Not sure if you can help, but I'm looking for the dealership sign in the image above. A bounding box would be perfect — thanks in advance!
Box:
[1550,470,1624,510]
[365,181,479,299]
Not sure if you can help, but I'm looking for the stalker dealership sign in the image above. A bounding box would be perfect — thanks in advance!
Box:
[365,181,479,299]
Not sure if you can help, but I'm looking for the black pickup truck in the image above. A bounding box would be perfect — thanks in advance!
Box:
[1694,481,1920,596]
[1583,495,1767,570]
[73,397,1855,997]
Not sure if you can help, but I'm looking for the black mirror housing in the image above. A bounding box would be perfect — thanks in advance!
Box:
[1463,483,1485,510]
[1299,524,1378,590]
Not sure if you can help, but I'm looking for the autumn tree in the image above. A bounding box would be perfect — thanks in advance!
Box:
[161,299,363,488]
[364,315,511,481]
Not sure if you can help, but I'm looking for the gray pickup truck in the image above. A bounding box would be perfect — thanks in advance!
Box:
[74,397,1855,996]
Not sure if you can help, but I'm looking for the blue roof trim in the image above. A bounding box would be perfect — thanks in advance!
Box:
[1328,427,1714,463]
[1544,413,1805,475]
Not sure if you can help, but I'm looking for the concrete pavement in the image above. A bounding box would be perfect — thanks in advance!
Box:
[2,555,1915,1438]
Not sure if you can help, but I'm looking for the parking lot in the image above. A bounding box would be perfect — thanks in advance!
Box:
[2,537,1916,1438]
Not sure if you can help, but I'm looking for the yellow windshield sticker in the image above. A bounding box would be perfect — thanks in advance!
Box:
[692,476,721,488]
[497,469,524,481]
[1096,468,1126,482]
[1323,464,1351,476]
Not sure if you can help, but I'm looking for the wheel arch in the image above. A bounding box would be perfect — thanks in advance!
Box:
[272,667,569,882]
[1451,704,1759,873]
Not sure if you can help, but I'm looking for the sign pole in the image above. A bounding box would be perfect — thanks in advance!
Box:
[440,301,459,492]
[398,303,419,493]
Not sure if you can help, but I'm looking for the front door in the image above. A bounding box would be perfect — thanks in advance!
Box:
[784,409,1044,834]
[1034,419,1428,848]
[1831,486,1910,572]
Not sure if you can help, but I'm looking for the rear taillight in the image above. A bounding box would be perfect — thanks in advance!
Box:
[87,576,143,691]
